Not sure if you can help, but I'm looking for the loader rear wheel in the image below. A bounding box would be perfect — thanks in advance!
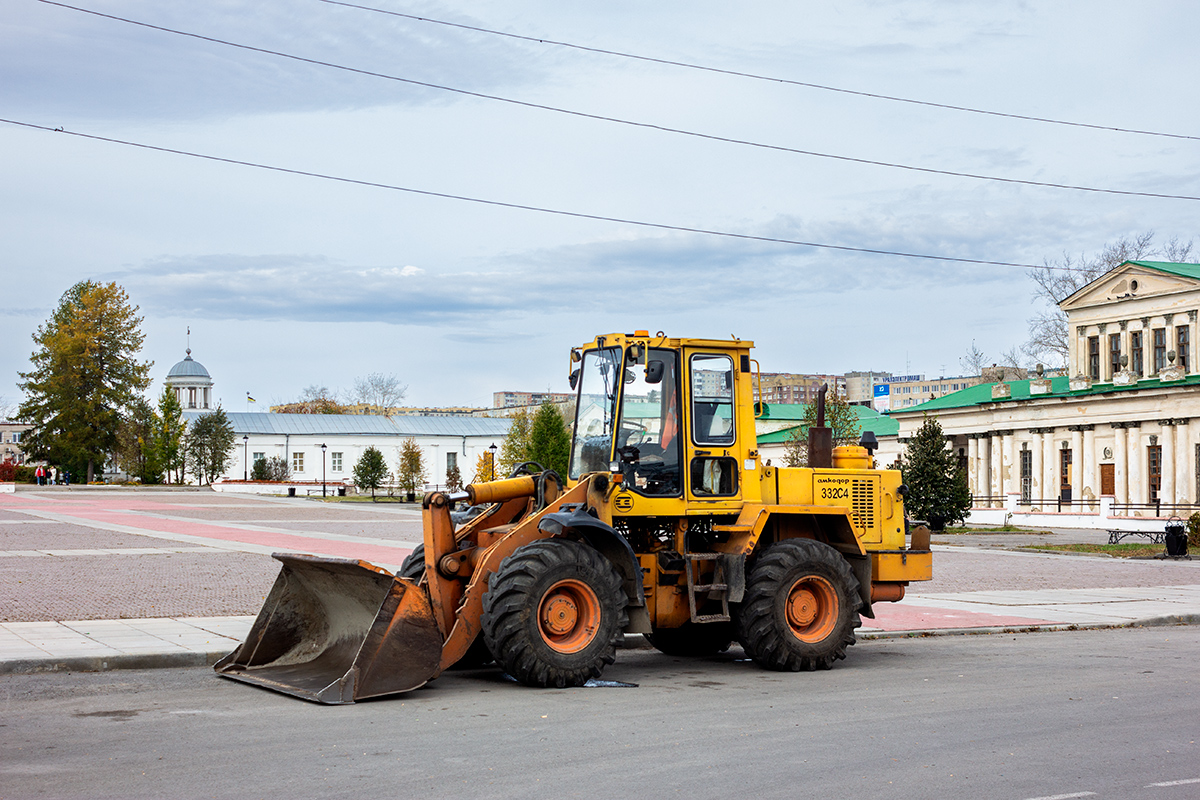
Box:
[481,539,627,688]
[736,539,861,672]
[398,544,492,669]
[646,622,734,656]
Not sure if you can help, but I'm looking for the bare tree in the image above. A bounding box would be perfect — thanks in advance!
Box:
[1023,232,1194,368]
[959,341,987,375]
[350,373,407,412]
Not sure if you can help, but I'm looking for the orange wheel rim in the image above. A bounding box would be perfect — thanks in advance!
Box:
[538,579,601,653]
[784,575,838,643]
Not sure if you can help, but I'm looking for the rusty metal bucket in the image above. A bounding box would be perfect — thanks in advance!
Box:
[214,553,444,704]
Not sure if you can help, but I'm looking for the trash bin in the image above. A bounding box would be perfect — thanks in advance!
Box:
[337,487,346,497]
[287,487,296,497]
[1165,517,1188,557]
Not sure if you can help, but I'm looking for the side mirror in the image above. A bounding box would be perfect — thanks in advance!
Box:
[569,368,580,390]
[645,360,664,384]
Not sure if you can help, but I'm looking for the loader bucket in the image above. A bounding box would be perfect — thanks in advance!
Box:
[214,553,443,704]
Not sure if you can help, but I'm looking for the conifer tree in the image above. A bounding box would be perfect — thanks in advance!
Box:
[156,386,186,484]
[900,415,971,530]
[18,282,152,482]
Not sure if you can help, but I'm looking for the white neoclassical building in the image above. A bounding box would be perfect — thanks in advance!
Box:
[186,411,511,490]
[893,260,1200,527]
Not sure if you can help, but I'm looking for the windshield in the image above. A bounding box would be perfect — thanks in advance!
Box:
[569,347,622,478]
[615,349,681,496]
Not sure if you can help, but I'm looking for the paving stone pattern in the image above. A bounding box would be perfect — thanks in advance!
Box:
[1,552,281,622]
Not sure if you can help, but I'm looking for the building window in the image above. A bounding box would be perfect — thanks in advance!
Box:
[1088,336,1100,381]
[1020,449,1032,503]
[447,451,457,473]
[1178,326,1190,373]
[1131,331,1144,376]
[331,452,343,472]
[1153,329,1166,374]
[252,452,265,463]
[292,451,305,473]
[1148,445,1162,503]
[1109,334,1121,377]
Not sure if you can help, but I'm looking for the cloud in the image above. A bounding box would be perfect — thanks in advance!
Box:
[0,0,547,122]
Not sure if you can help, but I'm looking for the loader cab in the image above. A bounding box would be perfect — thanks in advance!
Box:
[568,333,761,515]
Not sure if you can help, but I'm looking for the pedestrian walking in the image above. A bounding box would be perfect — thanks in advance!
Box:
[50,467,57,485]
[62,469,69,486]
[35,465,44,485]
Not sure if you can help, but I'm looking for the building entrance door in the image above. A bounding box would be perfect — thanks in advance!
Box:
[1100,463,1115,497]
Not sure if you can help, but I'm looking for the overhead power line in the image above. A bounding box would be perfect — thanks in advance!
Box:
[1,116,1054,271]
[34,0,1200,203]
[322,0,1200,143]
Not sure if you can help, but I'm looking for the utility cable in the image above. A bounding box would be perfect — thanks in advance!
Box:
[32,0,1200,202]
[0,116,1055,271]
[320,0,1200,143]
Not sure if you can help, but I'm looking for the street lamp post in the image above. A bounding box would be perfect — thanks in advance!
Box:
[243,435,249,481]
[488,442,497,482]
[321,443,327,498]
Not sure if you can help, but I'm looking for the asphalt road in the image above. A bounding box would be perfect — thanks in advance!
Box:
[3,627,1198,800]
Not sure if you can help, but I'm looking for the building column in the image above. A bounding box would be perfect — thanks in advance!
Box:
[1113,423,1128,504]
[1131,425,1147,504]
[991,434,1003,500]
[1082,425,1097,507]
[1042,431,1057,502]
[964,438,974,494]
[1004,432,1017,498]
[1161,422,1175,507]
[1181,420,1194,503]
[1080,429,1089,503]
[1031,432,1043,502]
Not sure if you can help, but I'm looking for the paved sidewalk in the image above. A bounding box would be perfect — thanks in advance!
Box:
[2,488,1199,675]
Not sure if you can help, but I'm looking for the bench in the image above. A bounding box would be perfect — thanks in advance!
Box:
[1107,529,1166,545]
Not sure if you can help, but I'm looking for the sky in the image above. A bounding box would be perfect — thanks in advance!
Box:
[3,0,1199,411]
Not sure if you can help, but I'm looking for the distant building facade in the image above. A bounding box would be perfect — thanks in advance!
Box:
[0,420,32,465]
[493,391,574,409]
[752,373,846,404]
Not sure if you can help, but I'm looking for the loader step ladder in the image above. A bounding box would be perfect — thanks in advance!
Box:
[684,552,730,624]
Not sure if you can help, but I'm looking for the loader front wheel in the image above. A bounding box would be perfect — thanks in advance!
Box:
[736,539,860,672]
[482,539,627,688]
[399,544,492,669]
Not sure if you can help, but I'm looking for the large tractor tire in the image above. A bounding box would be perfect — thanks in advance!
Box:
[646,622,734,656]
[398,545,427,580]
[481,539,627,688]
[399,544,493,669]
[735,538,861,672]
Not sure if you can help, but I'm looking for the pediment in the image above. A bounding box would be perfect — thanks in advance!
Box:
[1060,263,1200,311]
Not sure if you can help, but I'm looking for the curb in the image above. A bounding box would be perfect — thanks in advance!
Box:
[4,617,1197,676]
[0,649,232,676]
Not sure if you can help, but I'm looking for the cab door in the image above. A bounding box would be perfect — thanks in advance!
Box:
[684,351,743,507]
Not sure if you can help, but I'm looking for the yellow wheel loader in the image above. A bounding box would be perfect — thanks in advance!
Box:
[215,332,932,703]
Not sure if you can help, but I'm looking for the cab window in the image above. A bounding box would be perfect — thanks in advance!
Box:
[615,349,681,496]
[689,354,735,445]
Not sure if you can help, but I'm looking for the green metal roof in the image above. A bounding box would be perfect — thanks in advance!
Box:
[895,372,1200,415]
[755,403,899,442]
[1127,260,1200,280]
